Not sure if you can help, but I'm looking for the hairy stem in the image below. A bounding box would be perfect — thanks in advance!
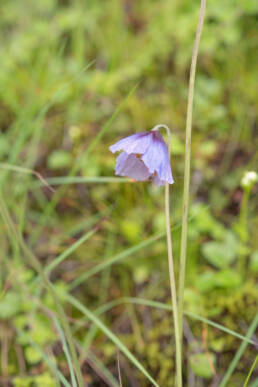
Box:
[178,0,206,341]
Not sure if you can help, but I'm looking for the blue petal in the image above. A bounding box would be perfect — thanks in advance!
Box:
[141,132,174,185]
[115,152,151,181]
[153,175,166,186]
[109,132,152,155]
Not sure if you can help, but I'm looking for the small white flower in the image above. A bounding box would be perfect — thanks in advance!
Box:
[241,171,257,189]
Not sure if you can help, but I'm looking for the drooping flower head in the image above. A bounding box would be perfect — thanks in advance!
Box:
[109,129,174,186]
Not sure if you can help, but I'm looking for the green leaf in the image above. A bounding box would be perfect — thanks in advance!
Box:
[133,265,150,284]
[121,219,142,243]
[202,232,238,268]
[14,372,59,387]
[189,352,216,379]
[196,271,217,292]
[197,270,241,291]
[210,338,226,352]
[13,376,32,387]
[0,291,22,319]
[202,242,230,268]
[190,203,226,239]
[32,314,56,345]
[47,150,73,170]
[25,346,42,364]
[215,270,241,288]
[183,288,203,314]
[34,373,57,387]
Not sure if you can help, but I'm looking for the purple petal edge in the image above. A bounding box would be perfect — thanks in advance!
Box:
[114,152,151,181]
[109,132,151,154]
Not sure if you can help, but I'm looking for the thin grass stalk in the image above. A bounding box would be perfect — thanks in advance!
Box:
[93,297,256,346]
[165,181,182,386]
[219,313,258,387]
[64,294,159,387]
[152,124,182,386]
[178,0,207,341]
[243,355,258,387]
[53,316,77,387]
[0,194,84,387]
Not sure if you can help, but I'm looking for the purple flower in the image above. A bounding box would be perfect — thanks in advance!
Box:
[109,130,174,186]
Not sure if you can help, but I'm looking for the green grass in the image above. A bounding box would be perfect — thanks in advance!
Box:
[0,0,257,386]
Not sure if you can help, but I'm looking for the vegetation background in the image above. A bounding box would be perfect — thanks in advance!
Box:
[0,0,257,386]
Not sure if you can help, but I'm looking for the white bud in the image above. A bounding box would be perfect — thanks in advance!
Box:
[241,171,257,189]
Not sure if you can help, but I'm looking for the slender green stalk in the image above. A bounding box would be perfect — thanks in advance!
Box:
[165,181,182,387]
[53,316,77,387]
[243,355,258,387]
[0,194,84,387]
[219,314,258,387]
[93,297,257,346]
[64,294,160,387]
[30,341,71,387]
[238,186,251,273]
[239,186,251,243]
[178,0,206,341]
[153,124,182,386]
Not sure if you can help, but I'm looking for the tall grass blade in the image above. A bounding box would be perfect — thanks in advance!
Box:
[35,176,130,187]
[84,350,120,387]
[219,314,258,387]
[45,228,97,275]
[30,83,138,243]
[54,316,78,387]
[0,195,84,387]
[85,83,138,156]
[68,210,204,290]
[64,293,160,387]
[244,355,258,387]
[30,341,71,387]
[94,297,257,346]
[178,0,207,340]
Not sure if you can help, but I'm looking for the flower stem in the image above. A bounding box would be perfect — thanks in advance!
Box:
[238,186,250,274]
[178,0,206,341]
[153,124,182,386]
[165,181,182,387]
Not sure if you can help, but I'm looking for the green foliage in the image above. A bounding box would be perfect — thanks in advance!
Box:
[197,270,242,292]
[47,150,73,170]
[202,231,238,269]
[0,291,22,319]
[13,373,56,387]
[0,0,257,385]
[24,347,42,365]
[189,353,216,379]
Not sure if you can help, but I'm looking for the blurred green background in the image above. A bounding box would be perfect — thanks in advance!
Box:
[0,0,257,386]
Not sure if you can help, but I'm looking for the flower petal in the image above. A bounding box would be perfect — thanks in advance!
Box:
[115,152,151,181]
[141,131,174,184]
[153,175,166,186]
[109,132,152,154]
